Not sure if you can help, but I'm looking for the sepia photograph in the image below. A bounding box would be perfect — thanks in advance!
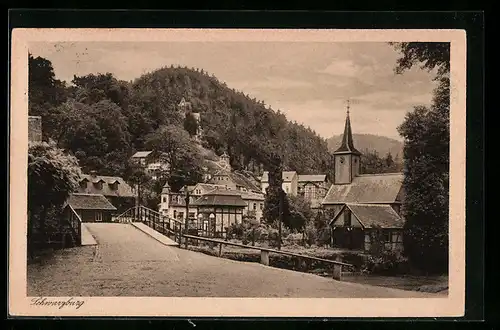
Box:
[9,28,466,317]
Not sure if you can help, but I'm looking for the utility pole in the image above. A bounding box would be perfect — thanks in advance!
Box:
[184,189,190,249]
[277,158,284,251]
[278,188,283,251]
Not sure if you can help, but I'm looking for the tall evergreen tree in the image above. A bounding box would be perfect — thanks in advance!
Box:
[392,42,450,273]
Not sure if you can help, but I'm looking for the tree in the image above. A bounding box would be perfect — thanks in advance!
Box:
[183,112,199,137]
[55,99,131,176]
[28,142,82,248]
[392,42,450,273]
[361,149,386,174]
[145,125,203,191]
[385,152,395,168]
[28,54,67,111]
[71,73,130,110]
[287,195,313,231]
[28,54,68,141]
[263,153,289,224]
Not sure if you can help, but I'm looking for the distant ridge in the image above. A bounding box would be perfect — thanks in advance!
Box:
[328,134,404,159]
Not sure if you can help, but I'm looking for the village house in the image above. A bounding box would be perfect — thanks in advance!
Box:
[260,171,299,196]
[159,183,199,222]
[297,174,330,208]
[76,171,137,216]
[322,108,405,254]
[130,150,169,180]
[191,188,247,238]
[65,193,117,222]
[160,179,265,224]
[204,153,265,221]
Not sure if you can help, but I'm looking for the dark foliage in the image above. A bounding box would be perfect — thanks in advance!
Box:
[393,42,450,274]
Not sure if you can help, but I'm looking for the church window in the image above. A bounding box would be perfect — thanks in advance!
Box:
[163,197,166,202]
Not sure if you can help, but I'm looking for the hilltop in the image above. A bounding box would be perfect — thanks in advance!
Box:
[28,56,334,191]
[328,133,404,159]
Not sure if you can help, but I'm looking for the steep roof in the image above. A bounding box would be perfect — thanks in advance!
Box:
[78,174,136,198]
[298,174,327,183]
[240,190,265,201]
[330,203,403,229]
[190,183,227,194]
[230,172,262,192]
[191,189,247,207]
[322,173,403,204]
[333,110,362,155]
[210,170,261,192]
[67,193,117,211]
[261,171,297,183]
[131,151,153,158]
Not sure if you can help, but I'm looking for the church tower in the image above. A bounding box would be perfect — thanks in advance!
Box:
[159,182,171,216]
[333,101,362,185]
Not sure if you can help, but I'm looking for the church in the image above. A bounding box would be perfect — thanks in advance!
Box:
[321,106,405,254]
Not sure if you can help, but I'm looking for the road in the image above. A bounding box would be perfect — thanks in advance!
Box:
[28,223,438,298]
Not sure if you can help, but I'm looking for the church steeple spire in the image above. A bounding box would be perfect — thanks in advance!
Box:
[333,100,362,185]
[334,100,361,155]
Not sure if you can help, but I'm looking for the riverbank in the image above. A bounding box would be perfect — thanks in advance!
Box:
[186,243,448,293]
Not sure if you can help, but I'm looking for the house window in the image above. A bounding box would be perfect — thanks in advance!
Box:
[95,212,103,222]
[260,203,263,210]
[173,210,177,218]
[189,212,196,219]
[344,209,351,227]
[382,231,391,242]
[178,212,184,219]
[253,203,257,211]
[163,197,167,202]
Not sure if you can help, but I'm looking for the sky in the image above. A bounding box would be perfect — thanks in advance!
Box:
[29,41,438,141]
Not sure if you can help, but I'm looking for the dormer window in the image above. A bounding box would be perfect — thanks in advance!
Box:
[79,179,88,189]
[108,181,120,190]
[93,179,105,190]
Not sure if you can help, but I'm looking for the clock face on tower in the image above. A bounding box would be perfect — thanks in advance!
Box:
[339,156,345,164]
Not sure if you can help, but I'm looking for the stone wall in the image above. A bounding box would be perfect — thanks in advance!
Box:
[28,116,42,143]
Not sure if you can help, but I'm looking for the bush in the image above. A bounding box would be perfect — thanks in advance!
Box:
[285,233,303,246]
[362,251,410,275]
[227,222,245,239]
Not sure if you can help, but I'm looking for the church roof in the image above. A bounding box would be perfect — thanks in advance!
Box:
[330,203,403,228]
[322,173,403,204]
[333,110,362,155]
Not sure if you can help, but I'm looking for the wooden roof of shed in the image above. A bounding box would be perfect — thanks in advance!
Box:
[67,193,117,211]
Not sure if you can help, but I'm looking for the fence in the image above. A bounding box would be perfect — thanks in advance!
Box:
[114,205,185,244]
[182,234,353,281]
[113,204,354,280]
[27,205,82,255]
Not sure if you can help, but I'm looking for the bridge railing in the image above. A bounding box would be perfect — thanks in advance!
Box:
[65,205,82,246]
[114,205,184,244]
[181,234,354,281]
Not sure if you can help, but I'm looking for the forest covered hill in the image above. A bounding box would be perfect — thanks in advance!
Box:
[28,55,334,191]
